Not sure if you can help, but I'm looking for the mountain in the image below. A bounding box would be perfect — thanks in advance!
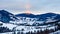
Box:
[14,13,60,26]
[15,13,60,21]
[1,12,59,26]
[0,12,60,34]
[37,13,60,21]
[0,10,18,23]
[15,13,36,18]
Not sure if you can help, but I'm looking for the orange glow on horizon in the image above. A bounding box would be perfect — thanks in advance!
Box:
[25,10,31,14]
[25,1,31,14]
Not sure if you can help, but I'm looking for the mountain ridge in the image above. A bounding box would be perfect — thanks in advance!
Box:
[0,10,18,23]
[0,10,60,23]
[15,12,60,20]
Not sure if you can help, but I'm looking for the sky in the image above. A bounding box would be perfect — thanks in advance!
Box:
[0,0,60,15]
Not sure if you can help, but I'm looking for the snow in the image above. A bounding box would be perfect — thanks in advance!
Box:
[9,17,37,25]
[46,18,56,23]
[47,26,57,30]
[0,21,2,23]
[15,26,35,31]
[1,22,58,32]
[15,26,42,33]
[2,23,17,30]
[15,25,57,33]
[0,22,59,34]
[0,32,13,34]
[0,16,60,34]
[35,21,44,24]
[9,17,58,26]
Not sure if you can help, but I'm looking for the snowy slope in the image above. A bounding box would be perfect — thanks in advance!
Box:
[0,22,17,30]
[0,11,60,34]
[0,10,18,23]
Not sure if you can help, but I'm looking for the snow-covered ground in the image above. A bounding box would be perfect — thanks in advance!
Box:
[0,17,60,34]
[0,22,58,33]
[0,23,17,30]
[0,32,13,34]
[0,22,59,34]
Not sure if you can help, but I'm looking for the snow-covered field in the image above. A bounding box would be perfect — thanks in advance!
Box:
[1,22,57,31]
[0,16,60,34]
[0,22,59,34]
[0,32,13,34]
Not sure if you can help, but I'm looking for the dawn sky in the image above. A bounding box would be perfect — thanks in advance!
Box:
[0,0,60,14]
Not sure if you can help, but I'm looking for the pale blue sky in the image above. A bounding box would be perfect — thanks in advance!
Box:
[0,0,60,14]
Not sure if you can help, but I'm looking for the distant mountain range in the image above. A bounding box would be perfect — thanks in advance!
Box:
[15,12,60,21]
[15,13,36,18]
[0,10,60,23]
